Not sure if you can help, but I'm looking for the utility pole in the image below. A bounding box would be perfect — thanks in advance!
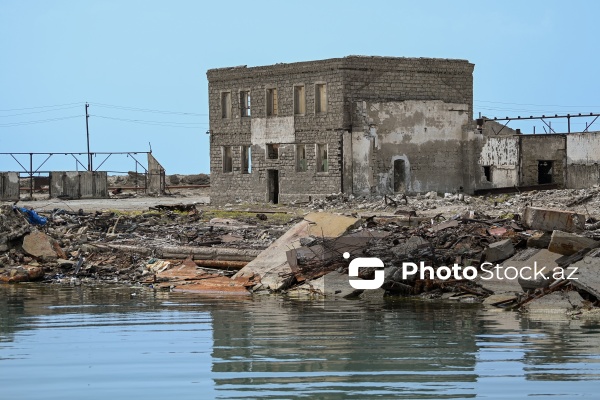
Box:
[85,102,91,171]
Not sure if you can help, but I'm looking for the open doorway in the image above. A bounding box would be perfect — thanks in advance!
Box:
[393,159,406,193]
[267,169,279,204]
[538,160,553,184]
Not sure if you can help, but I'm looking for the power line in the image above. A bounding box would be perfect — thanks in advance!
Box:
[91,114,208,128]
[90,102,208,116]
[0,102,83,112]
[0,115,81,127]
[0,105,81,118]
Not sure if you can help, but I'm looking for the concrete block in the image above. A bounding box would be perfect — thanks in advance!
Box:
[569,255,600,299]
[22,231,59,261]
[523,206,585,233]
[485,239,515,263]
[548,230,599,256]
[527,231,551,248]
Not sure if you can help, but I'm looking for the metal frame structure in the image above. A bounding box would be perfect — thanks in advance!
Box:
[481,112,600,135]
[0,151,151,197]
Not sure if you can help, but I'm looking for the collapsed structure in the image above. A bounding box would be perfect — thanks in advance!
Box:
[207,56,600,204]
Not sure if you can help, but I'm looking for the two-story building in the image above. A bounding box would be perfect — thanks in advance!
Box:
[207,56,480,204]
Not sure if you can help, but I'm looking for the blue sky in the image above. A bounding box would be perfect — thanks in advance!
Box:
[1,1,598,174]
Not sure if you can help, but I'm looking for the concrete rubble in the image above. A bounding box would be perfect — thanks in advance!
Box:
[2,186,600,317]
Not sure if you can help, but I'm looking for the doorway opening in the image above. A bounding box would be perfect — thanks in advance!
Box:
[393,159,406,193]
[538,160,553,184]
[267,169,279,204]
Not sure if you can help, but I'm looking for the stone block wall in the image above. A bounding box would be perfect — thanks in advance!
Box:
[207,56,474,203]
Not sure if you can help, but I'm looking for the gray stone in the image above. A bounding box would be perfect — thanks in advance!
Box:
[485,239,515,263]
[548,230,599,256]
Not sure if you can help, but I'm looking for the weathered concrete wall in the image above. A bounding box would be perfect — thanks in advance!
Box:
[566,131,600,188]
[520,135,566,186]
[147,153,166,195]
[0,172,20,201]
[478,136,520,188]
[49,171,108,199]
[207,56,474,203]
[352,100,472,194]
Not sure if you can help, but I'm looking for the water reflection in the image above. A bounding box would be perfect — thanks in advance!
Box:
[1,284,600,399]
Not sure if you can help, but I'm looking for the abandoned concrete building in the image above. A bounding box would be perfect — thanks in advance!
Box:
[207,56,600,204]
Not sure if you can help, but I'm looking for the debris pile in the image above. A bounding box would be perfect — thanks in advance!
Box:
[2,186,600,318]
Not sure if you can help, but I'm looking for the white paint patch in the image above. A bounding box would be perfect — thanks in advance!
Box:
[251,116,295,149]
[479,137,519,166]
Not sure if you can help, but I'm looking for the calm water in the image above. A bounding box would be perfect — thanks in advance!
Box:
[1,285,600,399]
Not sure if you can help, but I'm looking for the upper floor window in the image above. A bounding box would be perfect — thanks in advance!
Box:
[240,91,251,117]
[315,84,327,114]
[294,85,305,115]
[266,88,278,116]
[221,92,231,119]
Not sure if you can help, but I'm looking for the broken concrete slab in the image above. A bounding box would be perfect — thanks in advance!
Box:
[568,252,600,299]
[526,231,552,248]
[477,249,561,295]
[548,230,599,256]
[291,270,363,298]
[233,219,311,290]
[0,205,30,252]
[304,212,360,238]
[523,291,582,314]
[484,239,515,263]
[523,206,585,233]
[22,231,60,261]
[431,219,460,232]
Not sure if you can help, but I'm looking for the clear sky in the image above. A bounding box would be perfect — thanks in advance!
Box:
[1,0,598,174]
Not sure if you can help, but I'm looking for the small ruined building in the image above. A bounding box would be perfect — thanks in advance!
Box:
[207,56,599,204]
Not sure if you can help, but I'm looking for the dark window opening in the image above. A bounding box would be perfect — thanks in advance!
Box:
[483,166,491,182]
[538,160,553,184]
[296,144,306,172]
[266,88,278,116]
[241,146,251,174]
[316,143,328,172]
[267,144,279,160]
[240,91,251,117]
[222,146,232,173]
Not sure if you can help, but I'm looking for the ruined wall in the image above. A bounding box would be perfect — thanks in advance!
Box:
[478,136,520,188]
[520,135,566,186]
[147,153,166,195]
[566,131,600,188]
[0,172,19,201]
[207,60,345,204]
[49,171,108,199]
[352,100,472,194]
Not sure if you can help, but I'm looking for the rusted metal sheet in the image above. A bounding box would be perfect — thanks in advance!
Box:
[0,172,20,201]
